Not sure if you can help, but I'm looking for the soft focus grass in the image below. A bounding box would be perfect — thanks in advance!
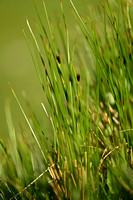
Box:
[0,0,93,138]
[0,0,133,199]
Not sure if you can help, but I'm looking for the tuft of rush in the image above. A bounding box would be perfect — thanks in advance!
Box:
[0,0,133,199]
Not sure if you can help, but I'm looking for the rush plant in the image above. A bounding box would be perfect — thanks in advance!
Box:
[0,0,133,199]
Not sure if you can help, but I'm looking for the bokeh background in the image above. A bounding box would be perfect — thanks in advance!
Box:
[0,0,98,138]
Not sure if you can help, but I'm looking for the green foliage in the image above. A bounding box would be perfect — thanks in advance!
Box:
[0,0,133,199]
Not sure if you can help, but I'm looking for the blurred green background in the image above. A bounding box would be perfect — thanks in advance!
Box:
[0,0,98,138]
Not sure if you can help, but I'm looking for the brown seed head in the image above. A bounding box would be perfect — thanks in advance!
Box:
[77,73,80,82]
[56,55,61,64]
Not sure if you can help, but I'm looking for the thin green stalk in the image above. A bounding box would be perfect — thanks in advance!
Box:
[8,83,47,163]
[21,25,44,89]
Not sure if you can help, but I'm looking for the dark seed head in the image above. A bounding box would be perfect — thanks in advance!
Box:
[56,55,61,64]
[77,73,80,82]
[55,151,58,160]
[123,56,126,65]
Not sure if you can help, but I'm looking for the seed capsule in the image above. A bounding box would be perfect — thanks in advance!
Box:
[55,151,58,160]
[56,55,61,64]
[77,73,80,82]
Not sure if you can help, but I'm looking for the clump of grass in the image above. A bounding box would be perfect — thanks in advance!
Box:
[0,0,133,199]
